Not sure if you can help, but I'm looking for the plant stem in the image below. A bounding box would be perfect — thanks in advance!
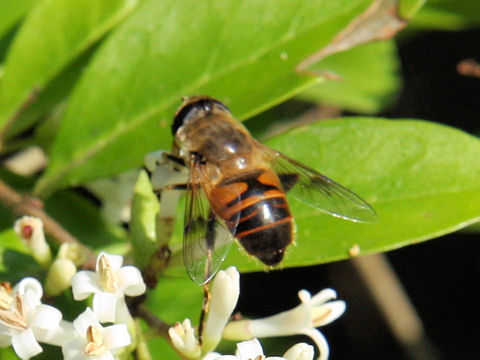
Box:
[0,178,96,268]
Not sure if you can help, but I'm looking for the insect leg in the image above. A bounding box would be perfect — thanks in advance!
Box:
[164,183,188,190]
[142,151,189,283]
[164,153,186,167]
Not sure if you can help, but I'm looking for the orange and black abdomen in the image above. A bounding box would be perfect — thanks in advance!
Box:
[209,169,294,266]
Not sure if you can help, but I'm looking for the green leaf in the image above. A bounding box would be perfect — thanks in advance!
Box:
[35,0,373,196]
[163,119,480,274]
[130,170,160,269]
[142,275,202,359]
[145,276,202,325]
[409,0,480,30]
[0,0,139,135]
[0,0,36,40]
[0,229,42,283]
[44,189,128,250]
[399,0,426,19]
[0,347,20,360]
[463,222,480,233]
[297,40,401,114]
[5,47,94,139]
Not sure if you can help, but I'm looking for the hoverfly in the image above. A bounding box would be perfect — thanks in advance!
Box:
[163,96,376,285]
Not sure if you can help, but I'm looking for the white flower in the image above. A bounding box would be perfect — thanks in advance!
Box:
[62,307,131,360]
[223,289,346,360]
[14,216,51,268]
[71,252,146,323]
[202,338,314,360]
[202,266,240,353]
[169,318,201,359]
[0,278,62,360]
[169,267,240,358]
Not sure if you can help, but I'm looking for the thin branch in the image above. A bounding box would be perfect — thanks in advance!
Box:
[0,178,96,268]
[135,304,172,339]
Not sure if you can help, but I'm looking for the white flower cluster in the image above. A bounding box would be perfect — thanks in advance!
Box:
[169,266,345,360]
[4,216,346,360]
[1,216,147,360]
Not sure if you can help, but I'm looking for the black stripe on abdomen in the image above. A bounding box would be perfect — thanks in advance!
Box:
[234,197,291,236]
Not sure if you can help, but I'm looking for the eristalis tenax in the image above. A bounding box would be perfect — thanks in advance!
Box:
[154,96,376,285]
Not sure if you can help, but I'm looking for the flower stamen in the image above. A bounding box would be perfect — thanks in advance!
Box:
[311,307,332,326]
[0,295,28,330]
[98,254,118,293]
[85,325,107,356]
[0,282,13,310]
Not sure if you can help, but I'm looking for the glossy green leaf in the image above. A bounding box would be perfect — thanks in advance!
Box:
[0,0,36,40]
[5,48,94,139]
[163,118,480,274]
[35,0,373,196]
[409,0,480,30]
[399,0,426,19]
[298,40,401,114]
[0,0,139,135]
[130,170,159,269]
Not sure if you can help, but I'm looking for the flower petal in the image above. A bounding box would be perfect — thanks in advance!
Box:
[300,328,329,360]
[117,266,146,296]
[73,308,101,335]
[97,352,115,360]
[168,319,201,358]
[71,271,100,300]
[13,278,43,299]
[93,292,118,323]
[308,289,337,306]
[102,324,131,349]
[0,334,12,346]
[202,352,223,360]
[283,343,314,360]
[35,320,76,347]
[30,304,62,330]
[21,289,41,314]
[311,300,346,327]
[235,339,264,360]
[11,328,42,360]
[203,267,240,353]
[62,337,90,360]
[96,252,123,272]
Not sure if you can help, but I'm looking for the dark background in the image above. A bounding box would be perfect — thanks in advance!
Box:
[236,29,480,360]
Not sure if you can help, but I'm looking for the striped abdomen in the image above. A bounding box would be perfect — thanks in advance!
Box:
[209,169,294,266]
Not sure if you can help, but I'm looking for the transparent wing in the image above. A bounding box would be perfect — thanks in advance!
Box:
[183,158,239,285]
[264,146,377,223]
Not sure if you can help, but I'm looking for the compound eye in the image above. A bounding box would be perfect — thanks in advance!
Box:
[172,102,199,135]
[171,97,229,135]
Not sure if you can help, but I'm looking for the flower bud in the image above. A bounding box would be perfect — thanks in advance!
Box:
[202,266,240,353]
[57,242,87,266]
[44,258,77,296]
[14,216,51,268]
